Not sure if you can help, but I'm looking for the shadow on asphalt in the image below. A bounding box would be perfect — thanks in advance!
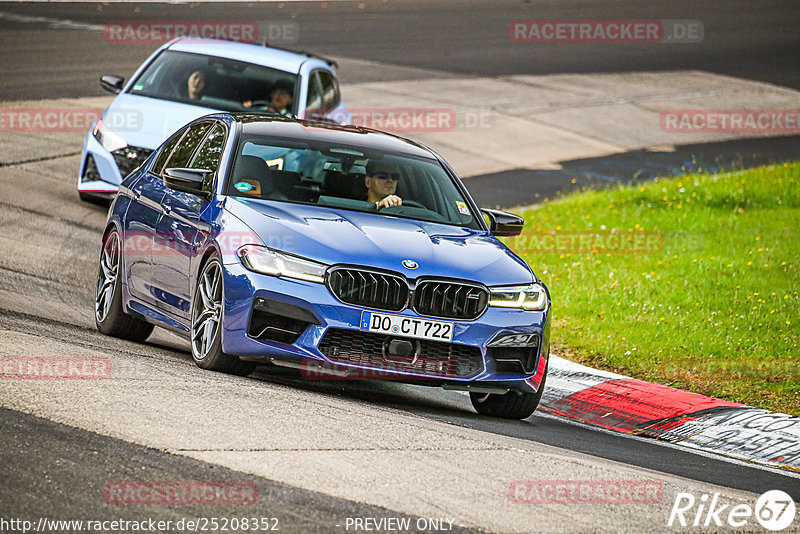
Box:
[467,134,800,209]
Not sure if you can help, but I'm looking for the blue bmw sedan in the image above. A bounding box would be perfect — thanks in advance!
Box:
[96,113,551,419]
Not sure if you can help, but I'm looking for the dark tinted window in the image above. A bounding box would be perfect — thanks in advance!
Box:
[153,128,186,175]
[190,123,226,172]
[189,123,226,193]
[164,122,212,170]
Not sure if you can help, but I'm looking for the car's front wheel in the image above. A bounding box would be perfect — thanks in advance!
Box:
[190,255,255,376]
[95,229,154,342]
[470,363,548,420]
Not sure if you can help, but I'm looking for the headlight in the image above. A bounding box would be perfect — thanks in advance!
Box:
[92,118,127,152]
[237,245,327,283]
[489,283,547,311]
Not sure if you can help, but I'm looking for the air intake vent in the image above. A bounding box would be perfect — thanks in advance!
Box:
[318,328,483,378]
[247,298,318,344]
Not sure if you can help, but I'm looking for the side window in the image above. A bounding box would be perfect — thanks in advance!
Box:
[163,122,213,170]
[189,124,226,172]
[305,72,323,115]
[189,123,226,193]
[318,70,340,112]
[152,128,187,175]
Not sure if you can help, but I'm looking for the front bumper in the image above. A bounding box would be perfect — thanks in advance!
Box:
[77,130,152,196]
[220,261,550,394]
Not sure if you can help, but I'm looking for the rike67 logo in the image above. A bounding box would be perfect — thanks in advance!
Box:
[668,490,795,531]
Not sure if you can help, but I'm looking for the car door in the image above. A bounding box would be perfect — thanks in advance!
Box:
[124,127,185,305]
[152,121,222,321]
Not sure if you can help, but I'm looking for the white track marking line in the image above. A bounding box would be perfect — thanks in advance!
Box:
[0,11,105,32]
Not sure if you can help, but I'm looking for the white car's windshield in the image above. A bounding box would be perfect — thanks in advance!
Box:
[226,135,482,229]
[128,50,298,114]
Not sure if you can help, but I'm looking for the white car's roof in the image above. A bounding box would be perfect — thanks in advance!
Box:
[166,38,329,74]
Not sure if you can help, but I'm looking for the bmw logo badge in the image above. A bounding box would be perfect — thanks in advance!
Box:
[402,259,418,270]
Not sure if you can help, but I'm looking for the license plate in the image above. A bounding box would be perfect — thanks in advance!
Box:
[360,311,454,342]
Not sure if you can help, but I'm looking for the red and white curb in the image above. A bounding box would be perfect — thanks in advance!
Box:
[542,356,800,473]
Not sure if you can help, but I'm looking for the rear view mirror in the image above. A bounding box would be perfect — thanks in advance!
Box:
[100,75,125,94]
[163,168,212,200]
[481,208,524,237]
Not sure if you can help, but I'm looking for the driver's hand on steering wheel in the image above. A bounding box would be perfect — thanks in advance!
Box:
[376,195,402,209]
[242,100,279,112]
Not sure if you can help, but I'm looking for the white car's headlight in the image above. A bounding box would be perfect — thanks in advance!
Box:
[93,118,128,153]
[489,283,547,311]
[237,245,327,283]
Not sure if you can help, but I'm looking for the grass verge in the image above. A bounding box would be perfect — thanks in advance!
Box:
[504,162,799,415]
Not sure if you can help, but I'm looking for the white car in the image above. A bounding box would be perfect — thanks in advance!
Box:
[79,37,350,201]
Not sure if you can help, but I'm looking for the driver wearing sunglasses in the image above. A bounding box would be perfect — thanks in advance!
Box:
[365,163,403,210]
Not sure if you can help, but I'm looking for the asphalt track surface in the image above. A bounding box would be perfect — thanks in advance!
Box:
[1,2,800,532]
[0,0,799,99]
[1,408,478,533]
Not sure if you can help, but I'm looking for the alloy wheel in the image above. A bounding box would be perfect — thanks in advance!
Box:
[95,232,120,323]
[192,261,223,361]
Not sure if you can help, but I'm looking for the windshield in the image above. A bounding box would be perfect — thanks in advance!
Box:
[127,50,298,114]
[226,135,481,229]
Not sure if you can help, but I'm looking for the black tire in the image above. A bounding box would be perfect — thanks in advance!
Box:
[470,362,548,420]
[190,255,255,376]
[95,229,154,342]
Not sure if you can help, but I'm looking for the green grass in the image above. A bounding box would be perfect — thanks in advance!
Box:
[503,162,800,415]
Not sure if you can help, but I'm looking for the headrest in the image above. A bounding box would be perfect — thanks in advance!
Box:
[235,155,268,182]
[233,156,272,196]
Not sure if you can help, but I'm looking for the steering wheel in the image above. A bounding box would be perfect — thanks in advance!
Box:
[247,100,278,112]
[400,199,426,209]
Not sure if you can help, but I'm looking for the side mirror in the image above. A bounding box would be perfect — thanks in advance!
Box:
[100,75,125,94]
[481,208,524,237]
[163,168,213,200]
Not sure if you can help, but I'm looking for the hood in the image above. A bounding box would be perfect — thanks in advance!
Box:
[224,198,535,287]
[103,93,220,149]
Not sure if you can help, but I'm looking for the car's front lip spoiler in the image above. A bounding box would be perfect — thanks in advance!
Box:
[265,356,531,395]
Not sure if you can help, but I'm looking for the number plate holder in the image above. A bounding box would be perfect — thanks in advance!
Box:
[360,311,454,342]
